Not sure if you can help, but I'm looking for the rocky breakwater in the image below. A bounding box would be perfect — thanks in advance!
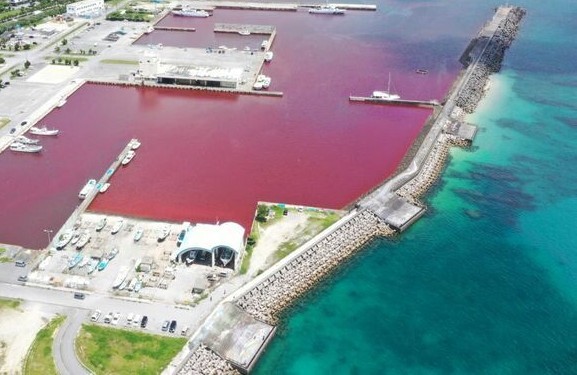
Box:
[176,345,240,375]
[455,6,526,113]
[236,210,394,325]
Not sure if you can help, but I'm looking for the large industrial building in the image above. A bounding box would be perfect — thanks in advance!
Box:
[66,0,104,17]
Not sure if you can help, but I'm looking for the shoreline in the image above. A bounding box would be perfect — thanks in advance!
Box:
[167,5,527,374]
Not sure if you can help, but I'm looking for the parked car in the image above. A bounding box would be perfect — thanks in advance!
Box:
[126,313,134,324]
[161,320,170,332]
[112,312,121,325]
[181,326,189,336]
[15,261,26,267]
[169,320,177,333]
[140,315,148,328]
[132,314,141,326]
[103,313,113,324]
[90,310,102,322]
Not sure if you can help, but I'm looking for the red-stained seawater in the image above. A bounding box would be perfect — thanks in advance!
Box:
[0,8,465,248]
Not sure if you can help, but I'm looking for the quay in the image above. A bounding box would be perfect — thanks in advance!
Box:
[349,95,441,109]
[214,23,275,35]
[302,3,377,11]
[154,26,196,32]
[212,2,297,11]
[166,5,526,374]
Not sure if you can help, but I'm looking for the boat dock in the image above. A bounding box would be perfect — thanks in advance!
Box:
[154,26,196,32]
[349,96,441,109]
[214,23,275,35]
[301,3,377,11]
[213,2,297,11]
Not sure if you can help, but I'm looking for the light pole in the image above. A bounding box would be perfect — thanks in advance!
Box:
[43,229,53,245]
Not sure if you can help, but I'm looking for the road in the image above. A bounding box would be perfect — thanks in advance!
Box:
[53,308,91,375]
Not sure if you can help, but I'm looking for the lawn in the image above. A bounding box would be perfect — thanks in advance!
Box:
[99,59,138,65]
[0,297,20,310]
[76,324,186,375]
[23,315,65,375]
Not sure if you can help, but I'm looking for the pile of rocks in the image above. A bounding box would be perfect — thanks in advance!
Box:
[236,210,391,325]
[176,345,240,375]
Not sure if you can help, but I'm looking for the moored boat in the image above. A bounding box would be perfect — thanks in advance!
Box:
[134,227,144,242]
[238,30,250,36]
[260,40,268,50]
[220,248,234,267]
[127,277,138,291]
[416,68,429,75]
[130,139,141,150]
[95,217,107,231]
[111,219,124,234]
[87,259,99,274]
[10,143,42,153]
[371,72,400,101]
[57,99,66,108]
[76,230,91,250]
[15,135,39,145]
[121,150,136,165]
[144,26,154,34]
[97,257,109,271]
[99,183,111,193]
[29,127,59,136]
[68,253,84,269]
[108,247,119,260]
[55,230,73,250]
[79,179,97,199]
[157,224,171,242]
[112,266,129,289]
[264,51,274,62]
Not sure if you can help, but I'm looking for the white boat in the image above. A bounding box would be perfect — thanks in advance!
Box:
[99,183,111,193]
[260,40,268,50]
[118,279,129,290]
[121,150,136,165]
[79,179,97,199]
[112,266,129,289]
[255,74,271,89]
[252,81,264,90]
[111,220,124,234]
[57,98,66,108]
[172,8,210,17]
[264,51,274,62]
[127,277,138,292]
[130,139,141,150]
[134,227,144,242]
[79,257,90,268]
[76,230,91,250]
[55,230,74,250]
[87,259,99,274]
[108,247,119,260]
[68,253,83,269]
[15,135,39,145]
[70,231,81,245]
[372,73,400,101]
[29,127,59,136]
[309,4,345,14]
[144,26,154,34]
[238,30,251,36]
[134,280,142,292]
[95,217,107,232]
[10,143,42,153]
[157,224,171,242]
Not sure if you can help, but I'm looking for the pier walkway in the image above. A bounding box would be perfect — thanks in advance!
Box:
[349,95,440,109]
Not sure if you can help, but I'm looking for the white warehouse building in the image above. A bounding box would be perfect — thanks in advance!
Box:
[66,0,104,17]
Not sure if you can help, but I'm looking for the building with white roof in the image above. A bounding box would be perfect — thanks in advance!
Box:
[66,0,104,17]
[171,222,245,270]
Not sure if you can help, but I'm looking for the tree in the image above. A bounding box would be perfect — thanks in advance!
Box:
[73,59,78,66]
[61,38,68,46]
[23,44,30,50]
[54,46,60,53]
[0,57,5,64]
[24,60,30,69]
[65,47,71,54]
[255,205,270,223]
[51,59,55,64]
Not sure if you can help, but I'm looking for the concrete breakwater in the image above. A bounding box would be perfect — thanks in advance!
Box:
[176,345,240,375]
[455,6,526,113]
[236,210,393,325]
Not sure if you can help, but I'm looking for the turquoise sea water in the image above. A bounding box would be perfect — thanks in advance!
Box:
[254,1,577,374]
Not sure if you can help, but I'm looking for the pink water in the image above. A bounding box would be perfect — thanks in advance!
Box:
[0,8,469,248]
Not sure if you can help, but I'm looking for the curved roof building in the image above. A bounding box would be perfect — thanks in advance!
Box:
[170,222,245,269]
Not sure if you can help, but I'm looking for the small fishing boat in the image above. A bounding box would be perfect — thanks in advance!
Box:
[78,257,90,268]
[118,278,129,290]
[95,217,107,232]
[76,230,91,250]
[130,139,141,150]
[220,248,234,267]
[99,183,110,193]
[127,277,138,291]
[121,150,136,165]
[15,135,39,145]
[238,30,250,36]
[134,227,144,242]
[29,126,59,136]
[260,40,268,50]
[68,253,84,269]
[108,247,119,260]
[134,280,142,292]
[57,98,66,108]
[157,224,171,242]
[70,231,81,245]
[416,68,429,75]
[309,4,345,14]
[10,143,42,153]
[264,51,274,62]
[97,257,109,271]
[112,266,129,289]
[55,230,73,250]
[87,259,99,274]
[111,220,124,234]
[79,179,97,199]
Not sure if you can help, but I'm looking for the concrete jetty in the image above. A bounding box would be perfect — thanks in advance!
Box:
[214,23,275,35]
[165,5,525,374]
[349,95,440,109]
[154,26,196,32]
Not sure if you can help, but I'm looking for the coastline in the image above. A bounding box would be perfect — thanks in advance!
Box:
[166,5,526,374]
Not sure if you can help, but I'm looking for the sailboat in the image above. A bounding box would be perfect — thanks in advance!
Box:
[372,73,400,100]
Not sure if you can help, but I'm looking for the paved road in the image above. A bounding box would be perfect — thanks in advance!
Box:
[54,308,91,375]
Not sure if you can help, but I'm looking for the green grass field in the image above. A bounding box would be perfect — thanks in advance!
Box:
[23,315,65,375]
[99,59,138,65]
[0,297,20,310]
[76,324,186,375]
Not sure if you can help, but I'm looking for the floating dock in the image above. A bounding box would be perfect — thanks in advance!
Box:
[349,96,440,109]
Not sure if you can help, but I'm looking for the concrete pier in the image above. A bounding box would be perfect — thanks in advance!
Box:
[154,26,196,32]
[349,95,440,109]
[214,23,275,35]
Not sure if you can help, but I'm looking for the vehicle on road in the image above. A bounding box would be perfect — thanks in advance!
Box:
[181,326,189,336]
[169,320,177,333]
[161,320,170,331]
[17,275,28,282]
[74,292,86,300]
[112,312,121,325]
[90,310,102,322]
[15,261,26,267]
[140,315,148,328]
